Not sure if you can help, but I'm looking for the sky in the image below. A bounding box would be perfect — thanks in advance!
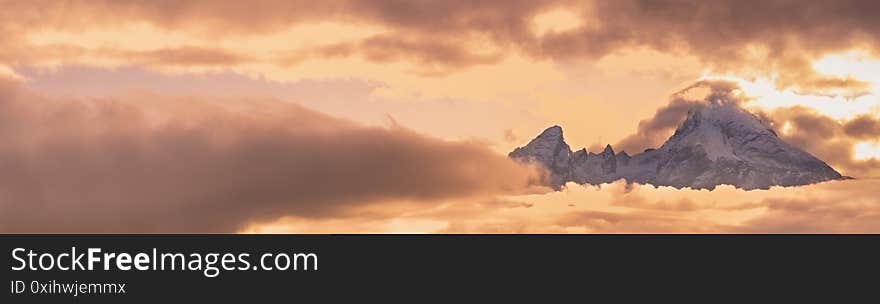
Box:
[1,0,880,233]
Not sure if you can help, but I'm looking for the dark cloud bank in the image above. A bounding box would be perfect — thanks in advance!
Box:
[5,0,880,82]
[0,77,544,232]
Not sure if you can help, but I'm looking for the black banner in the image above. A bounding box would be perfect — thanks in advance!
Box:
[2,235,877,302]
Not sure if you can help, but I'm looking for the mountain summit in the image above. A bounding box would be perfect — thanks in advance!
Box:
[510,102,845,190]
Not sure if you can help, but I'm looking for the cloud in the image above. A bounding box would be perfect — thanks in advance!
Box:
[0,0,549,72]
[794,76,873,98]
[614,97,701,154]
[844,115,880,139]
[614,80,740,153]
[282,35,504,75]
[533,1,880,89]
[253,178,880,233]
[333,179,880,233]
[358,36,504,75]
[133,46,250,66]
[733,197,880,233]
[6,0,880,80]
[769,106,880,178]
[555,210,728,233]
[0,76,546,233]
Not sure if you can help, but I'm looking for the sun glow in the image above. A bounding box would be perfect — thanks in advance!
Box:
[532,8,584,35]
[780,121,793,135]
[700,52,880,120]
[854,142,880,160]
[813,51,880,87]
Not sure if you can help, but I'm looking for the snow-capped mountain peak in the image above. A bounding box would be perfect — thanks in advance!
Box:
[510,103,845,190]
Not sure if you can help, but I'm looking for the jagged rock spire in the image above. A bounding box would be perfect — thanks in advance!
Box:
[508,125,572,189]
[601,144,614,156]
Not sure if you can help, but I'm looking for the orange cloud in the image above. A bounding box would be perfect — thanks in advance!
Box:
[0,75,547,233]
[248,179,880,233]
[4,0,880,81]
[134,46,250,66]
[768,106,880,178]
[844,115,880,139]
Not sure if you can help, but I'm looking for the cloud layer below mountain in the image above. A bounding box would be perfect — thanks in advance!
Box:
[248,179,880,233]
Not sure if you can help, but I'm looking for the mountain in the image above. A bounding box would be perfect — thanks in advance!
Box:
[509,102,846,190]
